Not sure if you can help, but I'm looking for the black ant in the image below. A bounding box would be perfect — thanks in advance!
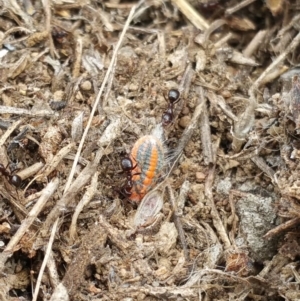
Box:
[120,157,136,197]
[161,89,180,126]
[0,163,22,188]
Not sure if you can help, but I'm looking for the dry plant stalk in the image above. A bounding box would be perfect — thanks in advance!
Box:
[232,97,256,152]
[264,217,300,240]
[206,165,231,249]
[0,178,59,272]
[225,0,257,15]
[243,30,267,58]
[166,182,189,261]
[171,86,205,164]
[171,0,209,30]
[38,149,102,238]
[37,142,75,180]
[46,251,60,288]
[32,218,59,301]
[251,156,275,181]
[16,162,44,181]
[0,105,55,117]
[0,119,23,147]
[200,102,214,165]
[249,31,300,99]
[72,38,83,77]
[69,171,99,242]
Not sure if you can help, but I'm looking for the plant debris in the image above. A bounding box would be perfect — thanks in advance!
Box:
[1,0,300,300]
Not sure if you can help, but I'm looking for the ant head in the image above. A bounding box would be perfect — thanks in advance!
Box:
[121,157,133,172]
[168,89,180,104]
[11,175,22,188]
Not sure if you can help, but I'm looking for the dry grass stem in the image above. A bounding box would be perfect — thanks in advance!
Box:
[166,182,189,261]
[46,251,60,288]
[0,105,55,117]
[251,156,275,181]
[0,119,23,147]
[264,217,300,240]
[0,178,59,272]
[200,101,214,165]
[69,171,99,242]
[172,86,205,164]
[38,149,103,237]
[171,0,209,30]
[250,31,300,97]
[16,162,44,181]
[243,30,267,58]
[32,218,59,301]
[225,0,257,15]
[37,142,75,180]
[72,38,83,78]
[206,165,231,249]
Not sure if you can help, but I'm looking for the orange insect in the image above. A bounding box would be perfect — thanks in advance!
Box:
[128,135,165,203]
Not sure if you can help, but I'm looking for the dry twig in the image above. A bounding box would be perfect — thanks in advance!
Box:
[0,178,59,272]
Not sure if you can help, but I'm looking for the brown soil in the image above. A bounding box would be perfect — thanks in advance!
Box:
[1,0,300,300]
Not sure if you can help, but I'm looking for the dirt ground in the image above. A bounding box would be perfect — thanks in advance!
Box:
[1,0,300,300]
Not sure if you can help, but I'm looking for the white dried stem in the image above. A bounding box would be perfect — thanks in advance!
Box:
[171,86,206,163]
[0,178,59,272]
[171,0,209,30]
[41,0,57,58]
[205,164,231,249]
[249,31,300,98]
[225,0,257,15]
[251,156,275,181]
[16,162,44,181]
[32,218,59,301]
[37,143,75,180]
[243,30,267,58]
[72,38,83,78]
[47,251,60,288]
[38,149,103,237]
[177,180,190,214]
[0,105,55,117]
[0,119,23,147]
[200,102,214,165]
[69,171,99,242]
[166,182,189,261]
[214,32,236,49]
[71,111,84,142]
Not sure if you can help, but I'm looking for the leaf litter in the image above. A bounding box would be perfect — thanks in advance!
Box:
[0,0,300,300]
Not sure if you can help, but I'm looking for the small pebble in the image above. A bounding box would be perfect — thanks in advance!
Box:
[80,80,92,91]
[53,90,64,101]
[196,171,206,182]
[221,90,232,98]
[179,116,191,128]
[181,107,190,115]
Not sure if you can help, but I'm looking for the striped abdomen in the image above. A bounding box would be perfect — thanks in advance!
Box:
[129,135,165,202]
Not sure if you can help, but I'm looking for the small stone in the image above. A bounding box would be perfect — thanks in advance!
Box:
[196,171,206,182]
[80,80,92,91]
[179,116,191,128]
[181,107,189,115]
[53,90,64,101]
[221,90,232,98]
